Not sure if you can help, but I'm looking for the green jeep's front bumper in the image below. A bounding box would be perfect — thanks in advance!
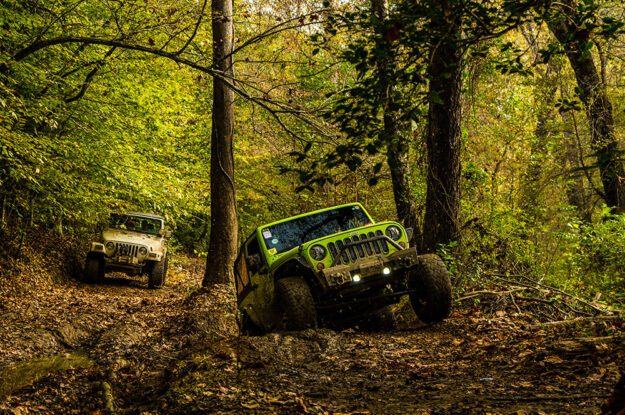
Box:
[320,246,419,288]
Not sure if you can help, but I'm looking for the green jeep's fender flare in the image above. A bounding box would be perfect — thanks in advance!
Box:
[244,256,318,331]
[272,256,320,296]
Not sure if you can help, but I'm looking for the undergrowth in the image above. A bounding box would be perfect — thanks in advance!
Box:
[445,207,625,310]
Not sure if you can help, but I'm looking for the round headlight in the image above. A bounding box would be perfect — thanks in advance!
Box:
[105,242,115,251]
[385,225,402,241]
[139,247,148,256]
[309,244,327,261]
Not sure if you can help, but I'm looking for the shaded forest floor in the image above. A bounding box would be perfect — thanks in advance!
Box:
[0,249,624,414]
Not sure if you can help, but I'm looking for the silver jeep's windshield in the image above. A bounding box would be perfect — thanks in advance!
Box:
[108,214,163,236]
[262,205,372,254]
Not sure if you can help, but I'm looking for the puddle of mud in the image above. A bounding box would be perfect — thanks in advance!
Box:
[0,352,93,397]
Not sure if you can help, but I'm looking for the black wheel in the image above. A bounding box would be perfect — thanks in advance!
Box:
[83,253,104,283]
[408,254,452,323]
[277,277,317,330]
[148,255,167,289]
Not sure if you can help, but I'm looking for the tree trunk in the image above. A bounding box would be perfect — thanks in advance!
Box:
[203,0,237,286]
[387,131,420,237]
[560,105,593,221]
[548,3,625,212]
[422,3,463,251]
[520,57,558,221]
[371,0,420,241]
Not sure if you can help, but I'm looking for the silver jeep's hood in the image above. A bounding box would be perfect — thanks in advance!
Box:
[102,229,164,253]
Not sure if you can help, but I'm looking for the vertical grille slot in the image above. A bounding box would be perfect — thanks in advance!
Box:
[115,242,140,258]
[361,234,373,255]
[326,230,396,266]
[353,235,365,258]
[336,240,349,264]
[345,238,357,261]
[369,231,381,254]
[375,230,389,253]
[328,242,338,261]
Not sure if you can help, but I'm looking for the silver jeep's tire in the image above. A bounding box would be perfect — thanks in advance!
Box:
[148,255,168,289]
[83,253,104,283]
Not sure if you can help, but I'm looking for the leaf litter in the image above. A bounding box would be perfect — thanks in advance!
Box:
[0,249,623,414]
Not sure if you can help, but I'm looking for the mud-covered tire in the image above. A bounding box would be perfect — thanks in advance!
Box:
[277,277,317,330]
[409,254,452,323]
[83,253,104,284]
[148,255,168,289]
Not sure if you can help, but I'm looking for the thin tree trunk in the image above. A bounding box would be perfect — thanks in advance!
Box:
[422,3,463,251]
[547,3,625,212]
[203,0,237,286]
[527,22,591,220]
[1,195,6,229]
[560,107,592,221]
[520,56,558,220]
[387,131,420,236]
[371,0,420,241]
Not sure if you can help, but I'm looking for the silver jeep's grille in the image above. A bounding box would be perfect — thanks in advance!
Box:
[327,230,390,265]
[115,242,140,258]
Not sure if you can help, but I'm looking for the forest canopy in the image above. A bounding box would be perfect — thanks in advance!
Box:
[1,0,625,304]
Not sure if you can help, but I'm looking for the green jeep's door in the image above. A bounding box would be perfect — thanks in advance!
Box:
[235,232,280,329]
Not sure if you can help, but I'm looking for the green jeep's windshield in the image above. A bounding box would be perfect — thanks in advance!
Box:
[262,205,372,254]
[109,214,163,236]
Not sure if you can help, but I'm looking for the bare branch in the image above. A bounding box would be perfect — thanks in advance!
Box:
[65,46,117,103]
[176,0,209,55]
[12,36,217,77]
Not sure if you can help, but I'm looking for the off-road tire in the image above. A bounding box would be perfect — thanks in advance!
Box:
[409,254,452,323]
[277,277,317,330]
[148,255,168,289]
[83,253,104,283]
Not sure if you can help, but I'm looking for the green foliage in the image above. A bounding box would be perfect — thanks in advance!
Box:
[558,211,625,303]
[0,0,214,248]
[1,0,625,309]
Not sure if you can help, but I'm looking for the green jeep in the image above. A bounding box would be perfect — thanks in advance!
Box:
[235,203,452,332]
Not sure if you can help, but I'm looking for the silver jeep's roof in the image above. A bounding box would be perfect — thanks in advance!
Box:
[115,212,165,221]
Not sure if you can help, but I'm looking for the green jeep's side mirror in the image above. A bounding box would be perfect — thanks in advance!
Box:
[405,227,414,242]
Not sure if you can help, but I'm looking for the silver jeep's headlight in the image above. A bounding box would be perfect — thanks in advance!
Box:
[105,241,115,251]
[309,244,327,261]
[139,247,148,256]
[385,225,402,241]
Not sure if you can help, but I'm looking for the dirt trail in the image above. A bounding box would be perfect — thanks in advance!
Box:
[0,256,204,413]
[167,312,624,414]
[0,256,623,414]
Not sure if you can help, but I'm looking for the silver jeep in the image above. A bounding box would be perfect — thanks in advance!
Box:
[84,212,170,288]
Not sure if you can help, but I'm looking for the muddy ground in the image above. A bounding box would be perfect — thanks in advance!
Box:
[0,254,623,414]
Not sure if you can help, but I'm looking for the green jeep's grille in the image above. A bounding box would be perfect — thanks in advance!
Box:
[327,230,389,265]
